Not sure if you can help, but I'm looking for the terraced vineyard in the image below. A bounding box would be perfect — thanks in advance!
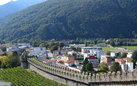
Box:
[0,67,67,86]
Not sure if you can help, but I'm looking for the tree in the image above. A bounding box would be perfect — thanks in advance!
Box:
[132,51,137,61]
[106,51,111,55]
[1,47,6,52]
[99,62,109,72]
[70,46,76,51]
[50,45,58,53]
[121,52,127,58]
[82,58,89,72]
[39,43,46,47]
[1,53,20,68]
[86,63,94,72]
[110,62,121,72]
[110,41,115,47]
[130,59,136,69]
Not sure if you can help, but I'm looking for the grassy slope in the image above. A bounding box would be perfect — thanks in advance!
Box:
[0,67,67,86]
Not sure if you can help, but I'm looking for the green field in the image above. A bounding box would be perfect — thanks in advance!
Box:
[102,47,127,53]
[102,47,120,51]
[0,67,66,86]
[121,46,137,50]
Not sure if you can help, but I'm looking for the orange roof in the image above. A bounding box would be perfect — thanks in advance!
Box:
[115,59,125,63]
[123,57,132,62]
[65,60,79,63]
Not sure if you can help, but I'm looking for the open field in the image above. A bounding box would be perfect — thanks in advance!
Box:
[121,46,137,50]
[0,67,66,86]
[102,47,128,53]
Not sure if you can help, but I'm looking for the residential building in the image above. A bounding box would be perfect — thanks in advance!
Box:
[100,55,112,63]
[81,47,102,53]
[127,52,133,58]
[64,60,79,67]
[61,55,76,62]
[89,50,104,59]
[110,52,121,58]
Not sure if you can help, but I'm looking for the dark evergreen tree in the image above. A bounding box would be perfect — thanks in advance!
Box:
[110,62,121,72]
[132,51,137,61]
[82,58,89,72]
[85,63,94,72]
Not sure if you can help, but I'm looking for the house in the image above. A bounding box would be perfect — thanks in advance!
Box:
[43,60,56,65]
[89,49,104,59]
[69,44,85,48]
[127,52,133,58]
[28,47,47,61]
[100,55,112,63]
[87,56,99,67]
[29,47,46,56]
[115,57,133,71]
[110,52,121,58]
[83,53,93,60]
[103,57,112,65]
[81,47,102,53]
[64,60,79,67]
[61,55,76,62]
[121,62,133,71]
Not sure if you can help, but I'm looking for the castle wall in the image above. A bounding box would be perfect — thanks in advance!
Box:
[28,59,137,86]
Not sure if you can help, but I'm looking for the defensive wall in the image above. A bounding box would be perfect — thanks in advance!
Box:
[27,58,137,86]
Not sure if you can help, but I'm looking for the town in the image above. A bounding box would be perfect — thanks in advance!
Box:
[2,39,137,73]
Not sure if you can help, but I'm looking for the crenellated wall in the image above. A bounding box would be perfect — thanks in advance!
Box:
[27,59,137,86]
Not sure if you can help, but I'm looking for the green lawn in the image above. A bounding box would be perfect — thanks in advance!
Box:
[102,47,127,53]
[121,46,137,50]
[102,47,120,51]
[0,67,67,86]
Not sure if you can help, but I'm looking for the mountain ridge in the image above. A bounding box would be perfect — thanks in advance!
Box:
[0,0,137,41]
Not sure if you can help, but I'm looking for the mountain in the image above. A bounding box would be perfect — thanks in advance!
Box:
[0,0,47,19]
[0,0,137,41]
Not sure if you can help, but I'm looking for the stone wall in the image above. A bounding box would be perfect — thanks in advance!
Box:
[28,59,137,86]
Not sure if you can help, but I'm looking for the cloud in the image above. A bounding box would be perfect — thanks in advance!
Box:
[0,0,18,5]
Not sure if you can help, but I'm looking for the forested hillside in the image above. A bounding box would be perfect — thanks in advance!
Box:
[0,0,47,18]
[0,0,137,41]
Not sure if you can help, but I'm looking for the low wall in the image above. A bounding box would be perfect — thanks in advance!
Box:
[28,59,137,86]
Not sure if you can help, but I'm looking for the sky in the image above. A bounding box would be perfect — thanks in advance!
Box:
[0,0,17,5]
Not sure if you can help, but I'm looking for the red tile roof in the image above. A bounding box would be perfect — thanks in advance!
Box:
[65,60,79,63]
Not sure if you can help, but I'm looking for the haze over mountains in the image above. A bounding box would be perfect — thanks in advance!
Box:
[0,0,47,18]
[0,0,137,41]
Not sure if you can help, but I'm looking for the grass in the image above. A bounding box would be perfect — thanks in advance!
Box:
[102,47,128,53]
[121,46,137,50]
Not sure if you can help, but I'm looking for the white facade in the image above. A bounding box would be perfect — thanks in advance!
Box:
[17,43,31,49]
[127,52,132,58]
[6,46,20,54]
[121,62,133,72]
[89,50,104,58]
[81,47,102,53]
[83,53,93,60]
[29,47,47,61]
[110,52,121,57]
[69,44,85,48]
[100,55,111,63]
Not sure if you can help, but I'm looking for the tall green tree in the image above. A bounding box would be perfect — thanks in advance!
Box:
[106,51,111,55]
[110,62,121,72]
[86,63,94,72]
[121,52,127,58]
[99,62,109,72]
[82,58,89,72]
[132,51,137,61]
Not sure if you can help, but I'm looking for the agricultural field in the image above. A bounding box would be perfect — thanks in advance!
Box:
[0,67,67,86]
[121,46,137,50]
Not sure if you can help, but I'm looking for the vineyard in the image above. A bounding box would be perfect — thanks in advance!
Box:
[0,67,67,86]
